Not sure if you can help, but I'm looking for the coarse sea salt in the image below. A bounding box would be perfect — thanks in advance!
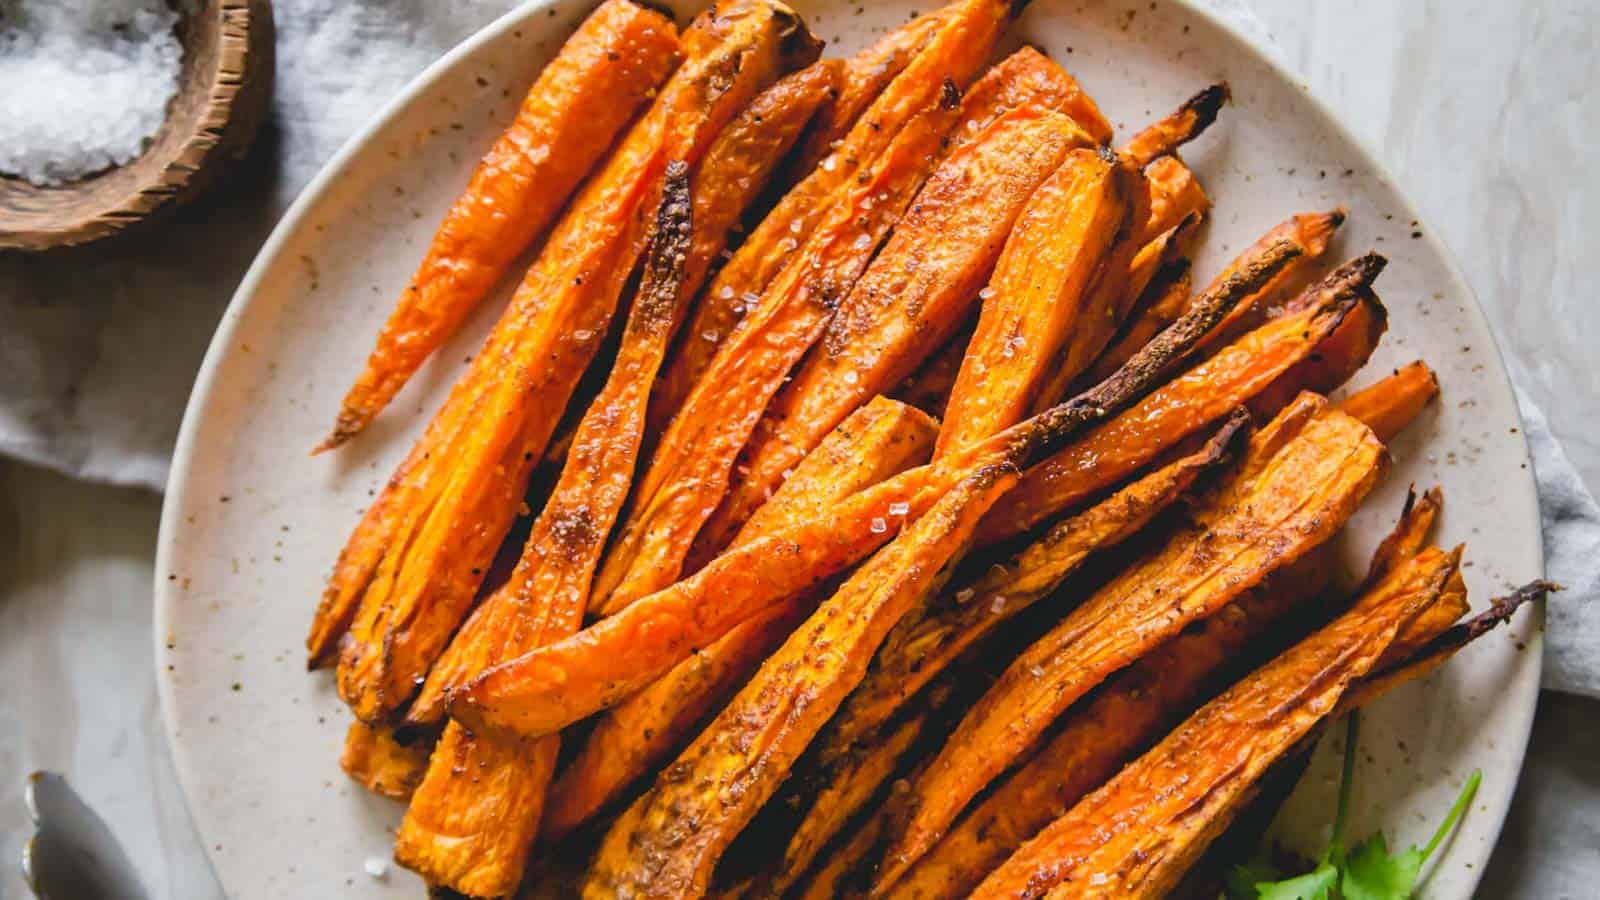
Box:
[0,0,182,186]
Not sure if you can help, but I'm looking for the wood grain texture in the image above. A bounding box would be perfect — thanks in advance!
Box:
[0,0,275,251]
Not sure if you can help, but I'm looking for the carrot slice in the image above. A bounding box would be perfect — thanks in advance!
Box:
[585,460,1022,899]
[331,0,806,722]
[541,397,937,840]
[933,147,1130,456]
[888,527,1394,898]
[649,0,1017,436]
[976,254,1382,545]
[316,0,680,451]
[590,5,1018,617]
[390,165,693,897]
[1335,359,1440,443]
[818,417,1242,779]
[340,720,434,802]
[404,62,838,730]
[697,102,1097,555]
[967,545,1463,900]
[880,401,1389,884]
[1140,154,1212,241]
[1119,83,1229,168]
[448,247,1297,741]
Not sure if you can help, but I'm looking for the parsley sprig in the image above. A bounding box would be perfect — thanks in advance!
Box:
[1226,712,1482,900]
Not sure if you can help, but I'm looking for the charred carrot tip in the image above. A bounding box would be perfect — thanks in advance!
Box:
[1187,81,1231,125]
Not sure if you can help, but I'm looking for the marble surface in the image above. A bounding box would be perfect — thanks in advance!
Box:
[0,1,1595,898]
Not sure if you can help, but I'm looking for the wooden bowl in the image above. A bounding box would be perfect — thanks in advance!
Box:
[0,0,275,252]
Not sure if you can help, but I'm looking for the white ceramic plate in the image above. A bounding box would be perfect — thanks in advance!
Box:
[155,1,1545,896]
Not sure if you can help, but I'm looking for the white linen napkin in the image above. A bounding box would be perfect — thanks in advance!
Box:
[0,0,1591,697]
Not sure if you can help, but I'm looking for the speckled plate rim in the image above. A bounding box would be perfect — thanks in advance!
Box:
[154,0,1544,895]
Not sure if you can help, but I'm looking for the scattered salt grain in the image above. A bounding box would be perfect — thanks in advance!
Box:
[888,501,909,516]
[821,155,838,172]
[701,329,719,342]
[789,217,803,234]
[0,0,183,186]
[852,232,873,251]
[978,286,996,300]
[1028,663,1045,678]
[990,595,1007,614]
[842,370,859,385]
[955,587,975,603]
[573,329,594,342]
[364,856,389,879]
[719,284,735,299]
[870,516,888,534]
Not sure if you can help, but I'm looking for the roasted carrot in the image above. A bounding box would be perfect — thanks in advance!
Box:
[585,459,1022,899]
[976,254,1383,545]
[1189,209,1348,359]
[787,9,949,178]
[698,103,1097,554]
[331,0,805,723]
[390,165,693,898]
[814,416,1244,774]
[316,0,681,451]
[932,147,1130,456]
[542,397,938,839]
[1336,360,1440,443]
[648,0,1017,436]
[340,720,434,802]
[1119,83,1229,168]
[1337,579,1554,714]
[881,552,1336,900]
[405,63,840,729]
[449,246,1294,741]
[1140,155,1211,242]
[590,4,1018,617]
[880,401,1388,884]
[968,545,1465,899]
[1084,259,1193,384]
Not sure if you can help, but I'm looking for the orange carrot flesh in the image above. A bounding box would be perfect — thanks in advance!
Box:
[884,551,1336,900]
[649,0,1014,435]
[390,166,693,897]
[403,62,838,728]
[542,397,937,840]
[1140,154,1212,242]
[316,0,681,450]
[340,720,434,802]
[589,3,1017,617]
[1118,83,1230,169]
[814,417,1242,774]
[698,102,1096,555]
[448,246,1307,742]
[975,255,1381,546]
[585,462,1022,899]
[331,0,802,723]
[968,545,1457,900]
[881,404,1389,883]
[1335,360,1440,443]
[932,147,1127,457]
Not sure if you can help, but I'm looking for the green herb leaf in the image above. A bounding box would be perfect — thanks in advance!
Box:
[1235,714,1483,900]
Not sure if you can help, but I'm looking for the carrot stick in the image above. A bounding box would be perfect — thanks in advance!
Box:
[390,166,693,897]
[1119,83,1229,168]
[448,242,1307,741]
[1084,258,1193,384]
[541,397,938,840]
[697,100,1097,555]
[1140,154,1212,242]
[967,544,1463,900]
[585,459,1022,899]
[340,720,434,802]
[316,0,680,451]
[814,416,1243,778]
[648,0,1018,436]
[330,0,805,722]
[879,401,1389,884]
[1335,360,1440,443]
[933,147,1130,456]
[976,254,1382,545]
